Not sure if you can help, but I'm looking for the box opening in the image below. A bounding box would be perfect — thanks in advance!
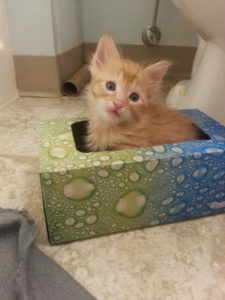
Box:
[71,120,90,153]
[71,120,210,153]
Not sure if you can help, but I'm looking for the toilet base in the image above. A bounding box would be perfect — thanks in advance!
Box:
[167,42,225,126]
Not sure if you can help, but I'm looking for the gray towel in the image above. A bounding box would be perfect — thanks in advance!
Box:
[0,209,96,300]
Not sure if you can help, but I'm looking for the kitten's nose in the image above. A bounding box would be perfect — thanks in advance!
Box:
[113,101,124,110]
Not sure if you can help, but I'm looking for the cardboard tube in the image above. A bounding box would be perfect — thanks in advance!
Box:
[62,64,91,96]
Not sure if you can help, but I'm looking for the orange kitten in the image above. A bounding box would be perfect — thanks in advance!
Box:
[86,34,201,151]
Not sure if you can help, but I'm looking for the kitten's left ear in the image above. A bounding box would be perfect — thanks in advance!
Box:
[144,60,172,92]
[92,34,120,68]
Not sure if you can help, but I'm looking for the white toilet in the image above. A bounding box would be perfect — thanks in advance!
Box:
[166,0,225,126]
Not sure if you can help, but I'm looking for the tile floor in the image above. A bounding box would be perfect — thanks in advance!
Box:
[0,93,225,300]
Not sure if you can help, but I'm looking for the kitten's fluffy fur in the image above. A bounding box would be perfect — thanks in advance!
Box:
[86,34,199,151]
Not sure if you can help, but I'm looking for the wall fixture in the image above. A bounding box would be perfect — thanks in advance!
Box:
[142,0,161,46]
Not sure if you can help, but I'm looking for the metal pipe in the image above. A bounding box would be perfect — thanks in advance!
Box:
[142,0,161,46]
[152,0,160,27]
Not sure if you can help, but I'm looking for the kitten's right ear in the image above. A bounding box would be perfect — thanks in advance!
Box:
[92,34,120,67]
[144,60,172,93]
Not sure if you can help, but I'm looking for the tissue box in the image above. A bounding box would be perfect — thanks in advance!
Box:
[39,110,225,244]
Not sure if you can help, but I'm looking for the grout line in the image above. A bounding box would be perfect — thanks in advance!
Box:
[0,152,38,160]
[0,94,19,112]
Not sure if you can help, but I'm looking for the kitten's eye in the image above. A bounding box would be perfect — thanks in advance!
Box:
[106,81,116,91]
[129,92,139,102]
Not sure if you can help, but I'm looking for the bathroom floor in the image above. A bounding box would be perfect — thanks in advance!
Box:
[1,93,225,300]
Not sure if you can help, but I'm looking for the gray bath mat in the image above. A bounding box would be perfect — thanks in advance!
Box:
[0,208,96,300]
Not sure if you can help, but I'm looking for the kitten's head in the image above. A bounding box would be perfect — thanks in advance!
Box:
[88,34,171,124]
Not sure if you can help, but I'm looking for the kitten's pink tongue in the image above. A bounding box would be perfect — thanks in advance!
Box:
[107,108,120,117]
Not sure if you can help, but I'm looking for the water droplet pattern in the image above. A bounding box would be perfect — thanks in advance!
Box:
[39,110,225,244]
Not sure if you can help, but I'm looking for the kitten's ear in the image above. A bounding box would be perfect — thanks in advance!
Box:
[144,60,172,91]
[92,34,120,67]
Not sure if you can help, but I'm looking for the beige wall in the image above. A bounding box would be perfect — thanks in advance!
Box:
[5,0,84,97]
[0,0,18,107]
[4,0,197,97]
[82,0,197,46]
[51,0,83,54]
[6,0,197,56]
[6,0,56,56]
[6,0,83,56]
